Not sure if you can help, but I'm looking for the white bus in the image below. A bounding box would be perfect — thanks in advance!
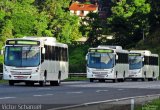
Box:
[3,37,68,86]
[86,45,129,83]
[129,50,159,81]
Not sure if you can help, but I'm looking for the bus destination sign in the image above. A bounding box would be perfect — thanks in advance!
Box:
[89,49,113,53]
[129,53,141,56]
[6,40,40,45]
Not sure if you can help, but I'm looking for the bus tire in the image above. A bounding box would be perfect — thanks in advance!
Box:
[90,78,93,82]
[113,79,118,83]
[39,71,47,86]
[39,81,44,86]
[142,78,148,81]
[9,80,14,86]
[50,80,60,86]
[132,78,137,81]
[25,81,34,86]
[121,78,124,82]
[148,78,153,81]
[99,79,105,82]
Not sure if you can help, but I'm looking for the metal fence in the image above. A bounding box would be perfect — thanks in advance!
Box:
[68,73,86,78]
[52,94,160,110]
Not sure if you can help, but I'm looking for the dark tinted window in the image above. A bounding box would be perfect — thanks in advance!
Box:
[117,53,128,64]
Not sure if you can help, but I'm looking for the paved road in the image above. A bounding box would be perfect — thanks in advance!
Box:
[0,80,160,109]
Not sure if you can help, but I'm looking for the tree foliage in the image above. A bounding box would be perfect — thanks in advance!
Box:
[107,0,151,47]
[0,0,82,48]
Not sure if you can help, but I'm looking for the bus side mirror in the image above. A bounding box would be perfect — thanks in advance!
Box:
[0,50,3,55]
[116,55,118,60]
[85,54,88,60]
[42,48,45,54]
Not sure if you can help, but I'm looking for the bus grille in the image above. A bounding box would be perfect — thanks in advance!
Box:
[10,71,31,75]
[92,71,108,75]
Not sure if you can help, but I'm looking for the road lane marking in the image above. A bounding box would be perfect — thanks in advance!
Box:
[0,97,16,100]
[118,89,124,91]
[33,95,43,97]
[96,90,108,93]
[67,91,83,94]
[33,94,53,97]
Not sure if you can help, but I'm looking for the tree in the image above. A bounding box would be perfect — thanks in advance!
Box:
[148,0,160,30]
[108,0,151,47]
[42,0,82,43]
[80,12,110,46]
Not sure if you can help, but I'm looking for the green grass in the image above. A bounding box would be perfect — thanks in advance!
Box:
[65,76,88,81]
[136,98,160,110]
[0,79,8,84]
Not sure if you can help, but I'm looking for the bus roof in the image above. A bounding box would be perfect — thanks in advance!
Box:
[6,37,68,48]
[89,45,128,53]
[151,54,159,57]
[129,50,151,56]
[98,45,122,50]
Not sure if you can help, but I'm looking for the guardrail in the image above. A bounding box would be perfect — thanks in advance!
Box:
[52,94,160,110]
[68,73,86,78]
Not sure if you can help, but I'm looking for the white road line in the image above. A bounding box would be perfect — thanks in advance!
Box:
[33,95,43,97]
[118,89,124,91]
[0,97,16,100]
[45,94,53,96]
[67,91,83,94]
[37,88,51,90]
[33,94,53,97]
[96,90,108,93]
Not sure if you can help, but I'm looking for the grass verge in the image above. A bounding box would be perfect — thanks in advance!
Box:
[136,98,160,110]
[0,79,8,84]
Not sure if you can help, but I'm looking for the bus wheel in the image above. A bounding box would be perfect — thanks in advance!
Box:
[132,79,137,81]
[148,78,153,81]
[90,78,94,82]
[9,80,14,86]
[99,79,105,82]
[142,78,148,81]
[39,81,44,86]
[25,81,34,86]
[50,80,61,86]
[119,78,124,82]
[113,79,118,83]
[39,71,47,86]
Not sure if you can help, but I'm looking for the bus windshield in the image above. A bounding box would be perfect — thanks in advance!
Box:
[129,55,142,70]
[88,53,114,69]
[5,46,40,67]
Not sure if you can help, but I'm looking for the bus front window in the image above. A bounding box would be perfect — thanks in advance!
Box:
[88,53,114,69]
[129,56,142,70]
[5,46,40,67]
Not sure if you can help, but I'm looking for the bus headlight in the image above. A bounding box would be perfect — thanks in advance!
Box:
[87,68,91,73]
[4,66,8,72]
[35,67,39,72]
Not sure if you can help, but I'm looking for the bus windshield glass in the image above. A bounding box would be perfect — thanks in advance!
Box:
[129,55,142,70]
[5,46,40,67]
[88,53,114,69]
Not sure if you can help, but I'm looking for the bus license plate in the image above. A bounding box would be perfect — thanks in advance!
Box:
[14,76,27,79]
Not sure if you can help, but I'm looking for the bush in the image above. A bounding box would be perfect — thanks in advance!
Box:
[69,44,89,73]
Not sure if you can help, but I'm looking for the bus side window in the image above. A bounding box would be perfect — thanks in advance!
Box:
[115,55,117,65]
[41,48,45,63]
